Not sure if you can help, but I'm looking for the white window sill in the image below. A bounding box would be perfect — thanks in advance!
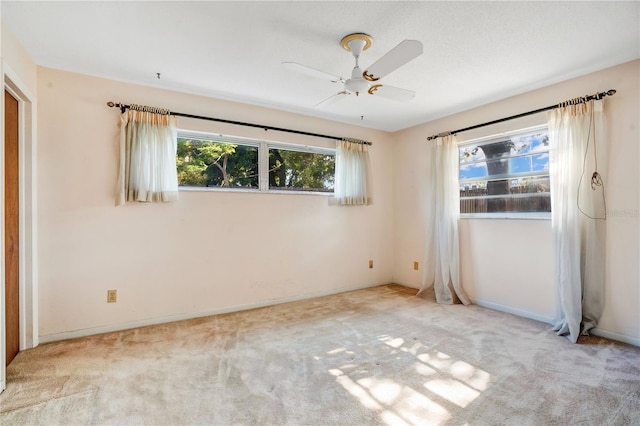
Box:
[461,213,551,220]
[179,186,333,196]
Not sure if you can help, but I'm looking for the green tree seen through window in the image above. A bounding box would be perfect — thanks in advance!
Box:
[176,137,335,192]
[177,138,258,188]
[269,148,335,191]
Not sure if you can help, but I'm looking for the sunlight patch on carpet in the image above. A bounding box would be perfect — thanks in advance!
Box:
[330,369,451,425]
[424,379,480,408]
[418,350,491,391]
[327,337,491,425]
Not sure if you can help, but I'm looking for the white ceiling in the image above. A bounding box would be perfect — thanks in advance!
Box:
[2,1,639,132]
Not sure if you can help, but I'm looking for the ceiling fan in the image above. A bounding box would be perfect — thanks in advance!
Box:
[283,33,423,107]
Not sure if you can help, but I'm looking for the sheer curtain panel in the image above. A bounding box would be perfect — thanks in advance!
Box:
[419,135,470,305]
[548,99,607,343]
[116,108,179,205]
[334,139,372,205]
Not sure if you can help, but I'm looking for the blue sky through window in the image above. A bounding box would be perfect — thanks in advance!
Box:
[459,133,549,181]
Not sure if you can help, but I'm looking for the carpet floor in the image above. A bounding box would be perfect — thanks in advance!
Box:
[1,284,639,425]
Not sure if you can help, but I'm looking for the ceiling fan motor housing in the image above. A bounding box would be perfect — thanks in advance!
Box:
[345,67,370,96]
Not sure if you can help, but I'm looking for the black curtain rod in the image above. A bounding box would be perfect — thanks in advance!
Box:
[106,102,372,146]
[426,89,617,141]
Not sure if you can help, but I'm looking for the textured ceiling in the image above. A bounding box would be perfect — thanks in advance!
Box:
[2,1,639,132]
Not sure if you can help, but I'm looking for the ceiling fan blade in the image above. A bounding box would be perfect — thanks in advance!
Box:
[282,62,343,83]
[314,91,350,108]
[362,40,423,82]
[368,84,415,101]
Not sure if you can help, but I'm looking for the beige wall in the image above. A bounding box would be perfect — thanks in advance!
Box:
[393,60,640,344]
[1,19,37,95]
[36,67,395,340]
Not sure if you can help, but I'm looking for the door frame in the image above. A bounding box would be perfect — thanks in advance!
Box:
[1,62,38,392]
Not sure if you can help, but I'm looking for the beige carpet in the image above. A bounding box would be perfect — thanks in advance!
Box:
[1,284,639,425]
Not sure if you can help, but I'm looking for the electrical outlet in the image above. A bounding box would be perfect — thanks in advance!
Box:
[369,260,373,269]
[107,290,117,303]
[414,261,419,270]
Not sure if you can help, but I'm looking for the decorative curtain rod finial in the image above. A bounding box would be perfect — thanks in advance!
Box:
[107,101,127,113]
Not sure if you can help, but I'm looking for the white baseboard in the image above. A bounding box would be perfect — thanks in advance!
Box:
[39,283,381,344]
[473,298,555,325]
[474,299,639,347]
[590,328,640,347]
[39,285,640,349]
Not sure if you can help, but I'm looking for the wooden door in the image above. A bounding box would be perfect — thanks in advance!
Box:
[5,90,20,366]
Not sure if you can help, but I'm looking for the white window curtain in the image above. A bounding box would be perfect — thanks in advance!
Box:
[116,107,179,205]
[419,135,471,305]
[548,99,607,343]
[334,139,372,206]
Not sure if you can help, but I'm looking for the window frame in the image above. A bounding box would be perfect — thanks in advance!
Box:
[176,130,336,195]
[458,125,551,220]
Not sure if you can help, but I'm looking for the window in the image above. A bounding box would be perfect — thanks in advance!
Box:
[176,131,335,193]
[459,127,550,216]
[177,136,259,188]
[269,147,334,192]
